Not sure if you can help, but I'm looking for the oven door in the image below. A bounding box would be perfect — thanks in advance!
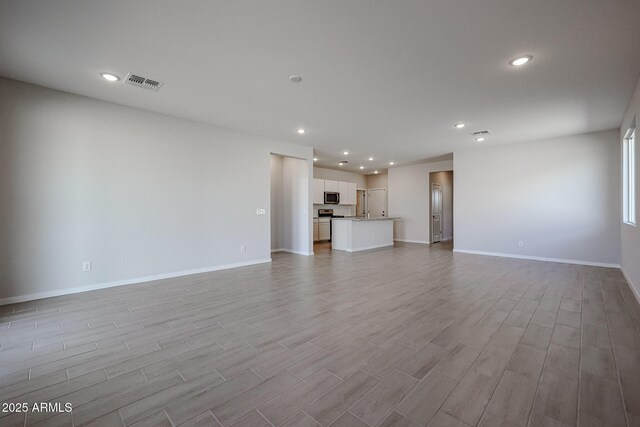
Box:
[324,192,340,204]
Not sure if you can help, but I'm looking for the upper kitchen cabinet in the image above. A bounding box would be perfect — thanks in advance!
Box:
[324,180,339,192]
[338,181,357,205]
[348,182,357,205]
[338,181,349,205]
[313,179,325,205]
[312,178,357,205]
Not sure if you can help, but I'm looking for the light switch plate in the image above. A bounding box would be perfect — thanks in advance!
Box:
[256,209,266,215]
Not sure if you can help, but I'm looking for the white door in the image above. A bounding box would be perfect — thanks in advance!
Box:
[431,183,443,243]
[356,190,366,216]
[367,188,387,217]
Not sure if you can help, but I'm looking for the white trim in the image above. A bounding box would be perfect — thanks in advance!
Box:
[271,248,314,256]
[621,268,640,306]
[394,239,430,245]
[452,249,620,268]
[346,243,394,252]
[0,258,272,306]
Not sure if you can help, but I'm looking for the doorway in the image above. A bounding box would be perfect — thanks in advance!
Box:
[356,190,366,216]
[367,188,387,217]
[429,171,453,250]
[270,154,311,255]
[431,183,443,243]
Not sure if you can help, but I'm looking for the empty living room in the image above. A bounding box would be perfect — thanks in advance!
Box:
[1,1,640,426]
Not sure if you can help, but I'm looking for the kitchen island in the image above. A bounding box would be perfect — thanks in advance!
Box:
[331,217,398,252]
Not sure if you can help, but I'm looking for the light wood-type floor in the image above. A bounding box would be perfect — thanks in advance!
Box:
[1,242,639,426]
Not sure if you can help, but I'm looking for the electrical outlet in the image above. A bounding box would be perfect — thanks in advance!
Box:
[518,240,524,247]
[256,209,266,216]
[240,245,246,253]
[82,261,91,272]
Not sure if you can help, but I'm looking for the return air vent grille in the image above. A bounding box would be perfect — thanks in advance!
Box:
[124,73,163,92]
[471,130,490,136]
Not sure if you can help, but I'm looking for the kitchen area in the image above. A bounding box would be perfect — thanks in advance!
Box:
[313,174,397,252]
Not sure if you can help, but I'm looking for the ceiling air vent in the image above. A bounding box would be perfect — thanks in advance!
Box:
[471,130,490,136]
[124,73,163,92]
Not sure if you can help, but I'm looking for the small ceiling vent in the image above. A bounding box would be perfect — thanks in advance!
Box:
[471,130,490,136]
[124,73,163,92]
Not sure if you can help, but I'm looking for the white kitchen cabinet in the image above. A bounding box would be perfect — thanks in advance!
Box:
[337,181,357,205]
[318,218,330,240]
[313,179,325,205]
[338,181,350,205]
[324,180,339,192]
[313,218,319,242]
[311,177,356,205]
[348,182,357,205]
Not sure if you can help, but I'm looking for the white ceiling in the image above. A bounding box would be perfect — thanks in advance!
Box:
[1,1,639,174]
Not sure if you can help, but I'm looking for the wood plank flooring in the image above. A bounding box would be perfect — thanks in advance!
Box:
[0,242,639,426]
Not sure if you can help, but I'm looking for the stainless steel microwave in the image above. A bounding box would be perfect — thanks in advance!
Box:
[324,191,340,204]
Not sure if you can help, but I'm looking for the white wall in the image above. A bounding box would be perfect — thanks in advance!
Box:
[388,160,454,243]
[270,155,284,250]
[0,78,312,303]
[313,167,366,188]
[366,172,388,189]
[454,129,620,266]
[277,157,311,255]
[620,75,640,299]
[430,171,453,241]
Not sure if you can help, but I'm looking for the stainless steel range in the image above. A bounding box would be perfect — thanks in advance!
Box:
[318,209,345,241]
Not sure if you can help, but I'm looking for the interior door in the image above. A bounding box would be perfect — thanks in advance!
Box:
[367,188,387,217]
[356,190,366,216]
[431,183,442,243]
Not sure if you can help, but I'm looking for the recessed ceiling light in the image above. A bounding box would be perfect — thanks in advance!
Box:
[368,157,374,161]
[509,55,533,66]
[297,128,306,135]
[389,162,395,166]
[359,166,364,169]
[338,162,345,166]
[475,137,485,142]
[342,151,349,155]
[454,123,465,129]
[374,170,379,174]
[313,157,318,162]
[100,72,120,82]
[289,75,302,83]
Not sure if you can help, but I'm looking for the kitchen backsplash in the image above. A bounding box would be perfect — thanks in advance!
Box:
[313,205,355,217]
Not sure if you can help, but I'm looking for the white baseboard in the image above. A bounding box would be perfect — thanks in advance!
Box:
[394,239,430,245]
[0,258,272,306]
[452,249,620,268]
[271,248,314,256]
[621,268,640,306]
[347,243,394,252]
